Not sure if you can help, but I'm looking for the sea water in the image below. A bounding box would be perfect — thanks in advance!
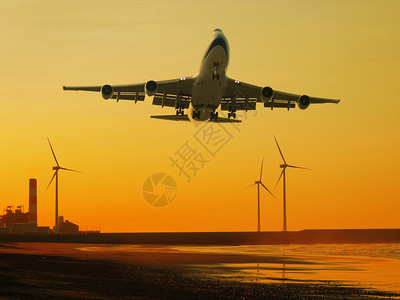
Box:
[174,243,400,294]
[77,243,400,294]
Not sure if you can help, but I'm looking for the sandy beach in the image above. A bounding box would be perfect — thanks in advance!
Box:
[0,242,399,299]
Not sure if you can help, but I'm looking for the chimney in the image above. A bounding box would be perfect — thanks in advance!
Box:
[29,178,37,225]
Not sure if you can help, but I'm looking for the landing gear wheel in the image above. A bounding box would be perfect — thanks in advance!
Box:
[210,112,219,121]
[228,108,237,119]
[193,110,200,120]
[212,73,220,80]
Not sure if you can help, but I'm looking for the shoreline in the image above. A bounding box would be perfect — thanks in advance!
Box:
[0,252,396,299]
[0,243,399,299]
[1,229,400,245]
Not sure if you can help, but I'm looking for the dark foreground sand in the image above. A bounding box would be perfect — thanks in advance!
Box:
[0,243,398,299]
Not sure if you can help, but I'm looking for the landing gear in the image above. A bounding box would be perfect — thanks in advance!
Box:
[192,110,201,120]
[210,111,219,121]
[212,73,220,80]
[176,108,184,116]
[228,112,236,119]
[212,62,220,80]
[228,108,237,119]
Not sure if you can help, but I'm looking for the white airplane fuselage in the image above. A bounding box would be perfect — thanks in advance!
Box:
[189,29,229,122]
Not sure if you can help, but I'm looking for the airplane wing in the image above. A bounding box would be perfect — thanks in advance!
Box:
[63,77,195,109]
[223,78,340,111]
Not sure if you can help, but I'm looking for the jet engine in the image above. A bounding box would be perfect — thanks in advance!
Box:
[297,95,311,110]
[101,84,113,100]
[260,86,273,102]
[145,80,158,97]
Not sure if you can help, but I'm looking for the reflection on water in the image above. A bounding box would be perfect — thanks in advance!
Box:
[77,243,400,294]
[175,244,400,294]
[174,243,400,260]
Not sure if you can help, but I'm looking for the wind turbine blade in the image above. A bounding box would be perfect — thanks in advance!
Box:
[46,171,57,192]
[47,137,59,166]
[274,135,287,164]
[59,167,84,173]
[244,183,257,189]
[260,182,276,199]
[274,170,284,191]
[287,164,311,171]
[259,158,264,181]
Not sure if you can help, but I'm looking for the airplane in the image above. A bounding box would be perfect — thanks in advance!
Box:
[63,29,340,123]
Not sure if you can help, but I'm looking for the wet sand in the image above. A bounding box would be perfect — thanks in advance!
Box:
[0,243,398,299]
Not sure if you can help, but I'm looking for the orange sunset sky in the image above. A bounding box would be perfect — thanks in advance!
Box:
[1,0,399,232]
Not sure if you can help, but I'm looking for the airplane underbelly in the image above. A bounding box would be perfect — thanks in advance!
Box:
[191,44,228,109]
[191,81,223,108]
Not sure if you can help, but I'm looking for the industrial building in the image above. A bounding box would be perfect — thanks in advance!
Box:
[0,178,83,234]
[0,205,37,234]
[0,179,38,234]
[58,216,79,234]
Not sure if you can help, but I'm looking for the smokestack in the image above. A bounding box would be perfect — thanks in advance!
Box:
[29,178,37,226]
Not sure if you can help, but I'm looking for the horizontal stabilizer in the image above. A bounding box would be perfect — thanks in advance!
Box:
[150,115,241,122]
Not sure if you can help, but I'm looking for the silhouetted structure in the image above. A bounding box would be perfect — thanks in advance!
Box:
[47,138,82,234]
[0,178,87,235]
[57,216,79,234]
[0,178,38,234]
[29,178,37,226]
[247,159,275,232]
[0,205,36,234]
[274,136,310,232]
[1,205,29,225]
[0,178,43,234]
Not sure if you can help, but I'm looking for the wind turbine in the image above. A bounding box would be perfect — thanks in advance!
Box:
[46,138,82,234]
[246,159,276,232]
[274,136,310,232]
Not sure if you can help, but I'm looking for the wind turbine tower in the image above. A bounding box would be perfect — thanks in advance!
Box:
[274,136,310,232]
[247,159,275,232]
[46,138,82,234]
